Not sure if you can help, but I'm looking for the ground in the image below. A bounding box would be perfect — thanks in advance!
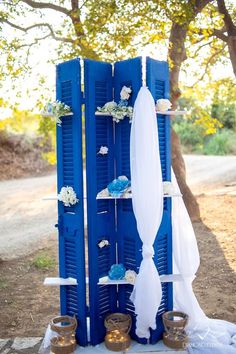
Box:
[0,195,235,338]
[0,155,235,338]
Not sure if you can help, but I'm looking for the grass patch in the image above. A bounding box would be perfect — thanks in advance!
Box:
[32,253,56,270]
[0,277,8,289]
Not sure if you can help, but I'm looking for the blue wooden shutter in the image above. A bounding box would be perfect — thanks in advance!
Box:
[146,57,173,344]
[84,59,117,345]
[56,59,87,346]
[114,58,146,343]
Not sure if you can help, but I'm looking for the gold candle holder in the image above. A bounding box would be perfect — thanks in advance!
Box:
[50,316,77,354]
[104,313,132,352]
[162,311,188,350]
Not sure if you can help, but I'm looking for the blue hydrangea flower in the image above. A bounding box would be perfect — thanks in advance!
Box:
[107,177,131,197]
[118,99,128,107]
[108,264,126,280]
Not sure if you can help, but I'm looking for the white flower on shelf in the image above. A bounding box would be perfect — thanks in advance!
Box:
[120,86,132,100]
[97,146,109,155]
[104,101,117,110]
[98,239,110,248]
[41,100,72,126]
[58,186,79,207]
[97,188,110,198]
[156,99,172,112]
[118,175,129,181]
[96,86,133,123]
[124,270,137,285]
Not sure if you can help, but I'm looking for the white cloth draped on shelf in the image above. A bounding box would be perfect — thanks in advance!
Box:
[171,169,236,353]
[130,86,163,339]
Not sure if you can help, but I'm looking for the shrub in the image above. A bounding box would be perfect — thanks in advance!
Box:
[203,129,236,155]
[32,254,56,270]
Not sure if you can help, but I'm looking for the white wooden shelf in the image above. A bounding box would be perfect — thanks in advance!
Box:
[95,111,187,116]
[98,274,187,285]
[96,193,182,200]
[156,110,187,116]
[41,112,73,117]
[44,277,78,286]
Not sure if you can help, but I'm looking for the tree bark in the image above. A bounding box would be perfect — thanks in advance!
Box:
[216,0,236,77]
[168,22,201,221]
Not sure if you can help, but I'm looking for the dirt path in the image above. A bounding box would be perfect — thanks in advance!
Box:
[0,155,236,260]
[184,154,236,194]
[0,174,57,260]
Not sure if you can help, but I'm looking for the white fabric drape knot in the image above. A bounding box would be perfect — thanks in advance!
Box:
[130,86,163,339]
[142,245,154,258]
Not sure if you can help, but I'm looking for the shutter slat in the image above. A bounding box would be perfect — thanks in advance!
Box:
[84,59,117,346]
[56,59,87,346]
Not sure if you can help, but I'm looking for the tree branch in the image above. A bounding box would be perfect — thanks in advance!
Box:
[2,19,75,44]
[195,0,214,14]
[192,40,213,56]
[71,0,78,10]
[213,28,228,42]
[20,0,70,15]
[217,0,236,34]
[190,43,227,87]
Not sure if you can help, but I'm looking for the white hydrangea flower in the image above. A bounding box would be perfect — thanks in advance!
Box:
[98,240,110,248]
[58,186,79,206]
[97,188,110,198]
[104,101,117,110]
[125,270,137,285]
[97,146,109,155]
[156,99,172,112]
[41,101,72,126]
[118,175,128,181]
[120,86,132,100]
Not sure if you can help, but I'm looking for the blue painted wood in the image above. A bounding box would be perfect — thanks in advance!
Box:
[84,59,117,345]
[56,59,87,346]
[146,57,173,344]
[113,57,147,343]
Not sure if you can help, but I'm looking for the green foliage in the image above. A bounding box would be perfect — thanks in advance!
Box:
[173,120,204,152]
[0,109,41,135]
[38,115,56,165]
[212,102,236,131]
[211,79,236,131]
[203,129,236,155]
[32,253,56,270]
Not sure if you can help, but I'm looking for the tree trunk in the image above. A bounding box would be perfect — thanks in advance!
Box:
[168,22,201,221]
[217,0,236,77]
[228,36,236,76]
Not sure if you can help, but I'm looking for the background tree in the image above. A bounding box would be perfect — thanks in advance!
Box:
[1,0,235,220]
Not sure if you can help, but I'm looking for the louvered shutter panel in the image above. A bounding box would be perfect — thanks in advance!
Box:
[84,59,117,345]
[114,58,146,343]
[56,59,87,346]
[146,57,173,344]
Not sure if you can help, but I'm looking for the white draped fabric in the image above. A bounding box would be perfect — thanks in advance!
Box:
[130,86,163,339]
[172,170,236,353]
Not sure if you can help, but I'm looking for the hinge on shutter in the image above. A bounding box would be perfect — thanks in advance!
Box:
[55,215,63,232]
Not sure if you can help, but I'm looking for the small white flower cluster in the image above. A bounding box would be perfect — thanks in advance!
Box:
[42,101,72,126]
[156,99,172,112]
[97,86,133,123]
[98,102,133,123]
[58,186,79,207]
[97,146,109,155]
[124,270,137,285]
[120,86,132,100]
[98,239,110,248]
